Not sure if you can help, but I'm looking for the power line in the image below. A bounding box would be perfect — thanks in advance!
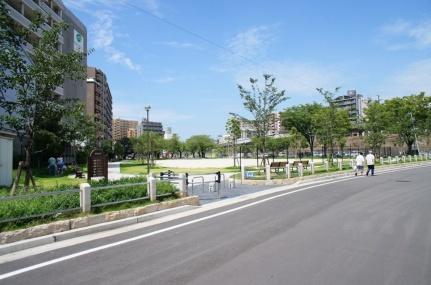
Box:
[123,2,260,66]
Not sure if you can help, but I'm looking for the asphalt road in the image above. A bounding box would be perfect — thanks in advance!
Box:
[1,165,431,285]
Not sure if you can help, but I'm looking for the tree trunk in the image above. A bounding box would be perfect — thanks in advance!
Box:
[233,140,236,167]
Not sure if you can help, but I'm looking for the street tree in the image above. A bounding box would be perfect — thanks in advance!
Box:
[232,74,287,165]
[225,116,241,166]
[186,135,215,158]
[315,88,351,164]
[364,101,389,153]
[384,93,431,154]
[281,103,323,161]
[0,3,87,191]
[165,134,182,158]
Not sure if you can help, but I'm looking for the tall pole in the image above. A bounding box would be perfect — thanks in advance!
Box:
[145,105,151,174]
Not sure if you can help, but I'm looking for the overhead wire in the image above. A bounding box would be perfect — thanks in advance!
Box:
[123,2,261,67]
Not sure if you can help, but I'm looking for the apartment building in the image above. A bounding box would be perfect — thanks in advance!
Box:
[333,90,368,124]
[4,0,87,100]
[86,67,113,141]
[1,0,87,181]
[112,119,138,141]
[137,119,164,136]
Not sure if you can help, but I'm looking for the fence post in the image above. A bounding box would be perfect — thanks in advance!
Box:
[285,163,291,179]
[80,183,91,213]
[148,177,157,202]
[310,161,315,175]
[324,160,329,172]
[395,156,399,163]
[241,164,245,184]
[178,173,187,196]
[408,155,412,162]
[265,164,271,181]
[298,163,304,177]
[402,155,406,163]
[388,156,392,165]
[380,157,384,165]
[338,160,343,171]
[414,155,418,162]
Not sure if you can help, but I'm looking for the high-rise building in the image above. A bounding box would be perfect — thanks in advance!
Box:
[3,0,87,100]
[164,127,173,140]
[268,112,285,136]
[1,0,87,167]
[112,119,138,141]
[86,67,113,140]
[333,90,368,124]
[137,119,164,136]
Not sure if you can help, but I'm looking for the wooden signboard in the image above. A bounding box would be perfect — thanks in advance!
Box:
[87,149,108,180]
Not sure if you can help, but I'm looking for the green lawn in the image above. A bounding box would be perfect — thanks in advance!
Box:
[120,161,240,176]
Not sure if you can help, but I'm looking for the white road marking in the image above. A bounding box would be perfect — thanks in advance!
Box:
[0,163,429,280]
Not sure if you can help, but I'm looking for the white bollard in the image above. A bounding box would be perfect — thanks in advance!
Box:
[388,156,392,165]
[409,155,412,162]
[414,155,418,162]
[426,153,429,160]
[229,178,235,189]
[380,157,384,165]
[240,164,245,184]
[324,160,329,172]
[80,183,91,213]
[178,173,187,196]
[298,163,304,177]
[338,160,343,171]
[265,164,271,181]
[148,177,157,202]
[402,155,406,163]
[395,156,399,163]
[285,163,291,179]
[310,161,315,175]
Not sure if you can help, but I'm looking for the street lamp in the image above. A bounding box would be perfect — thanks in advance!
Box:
[145,105,151,174]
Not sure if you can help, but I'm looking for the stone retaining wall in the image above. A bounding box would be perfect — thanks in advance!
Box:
[0,196,200,244]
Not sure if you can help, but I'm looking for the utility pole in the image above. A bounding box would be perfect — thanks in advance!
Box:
[145,105,151,174]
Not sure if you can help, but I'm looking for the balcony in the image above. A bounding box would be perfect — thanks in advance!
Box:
[22,0,47,16]
[40,1,62,23]
[54,85,64,96]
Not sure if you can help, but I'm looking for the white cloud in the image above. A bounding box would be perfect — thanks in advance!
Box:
[91,11,142,72]
[214,25,344,97]
[163,41,203,50]
[234,60,344,96]
[378,19,431,50]
[142,0,162,17]
[379,58,431,98]
[228,26,274,60]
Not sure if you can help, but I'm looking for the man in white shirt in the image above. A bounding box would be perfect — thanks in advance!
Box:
[355,152,365,176]
[365,150,376,176]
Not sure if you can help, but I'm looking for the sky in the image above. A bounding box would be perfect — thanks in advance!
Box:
[63,0,431,139]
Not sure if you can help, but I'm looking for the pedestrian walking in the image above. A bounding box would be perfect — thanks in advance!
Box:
[366,150,376,176]
[355,152,365,176]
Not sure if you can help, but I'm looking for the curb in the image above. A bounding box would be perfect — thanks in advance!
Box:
[0,205,198,256]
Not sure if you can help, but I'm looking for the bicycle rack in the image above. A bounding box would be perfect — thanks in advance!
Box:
[191,176,205,195]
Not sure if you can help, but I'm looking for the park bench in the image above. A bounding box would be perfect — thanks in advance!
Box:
[74,167,84,178]
[270,162,287,173]
[292,160,309,171]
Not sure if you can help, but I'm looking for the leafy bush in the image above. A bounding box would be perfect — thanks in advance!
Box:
[0,176,177,231]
